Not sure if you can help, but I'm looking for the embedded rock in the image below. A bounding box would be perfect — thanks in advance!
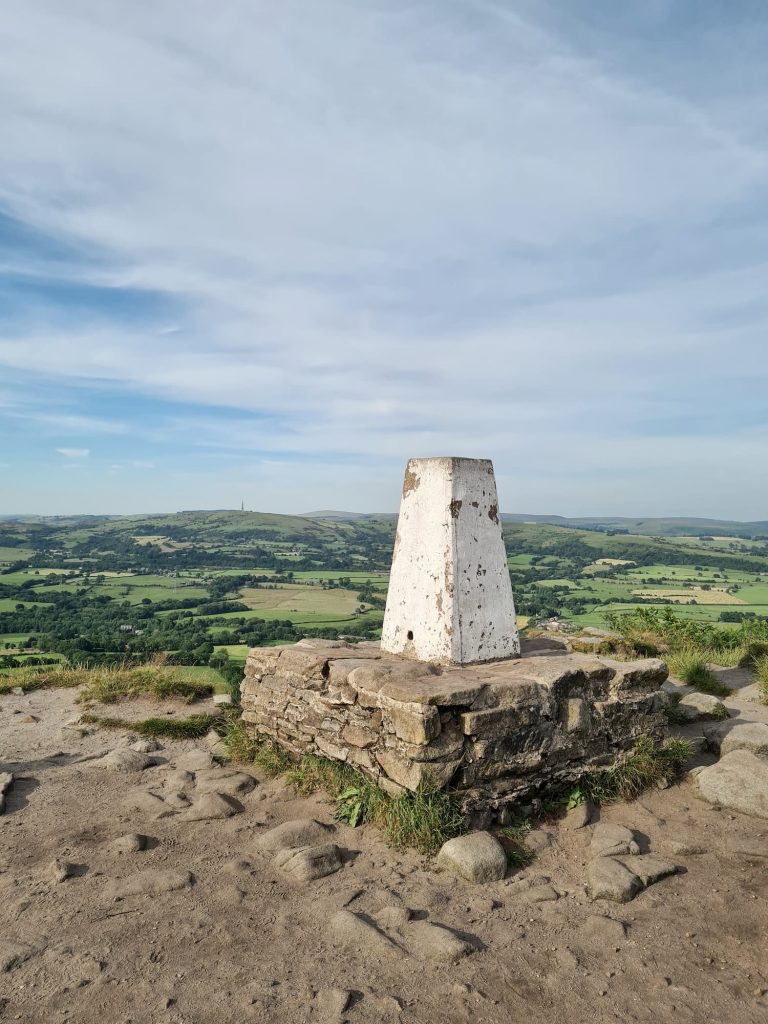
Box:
[193,769,256,797]
[404,920,473,962]
[107,833,148,854]
[703,721,768,759]
[273,843,343,882]
[181,792,242,821]
[92,749,155,773]
[588,858,642,903]
[328,910,404,958]
[616,855,677,887]
[174,749,213,772]
[677,693,728,722]
[590,823,640,859]
[436,832,507,884]
[130,739,161,753]
[694,750,768,819]
[109,869,194,898]
[255,818,332,854]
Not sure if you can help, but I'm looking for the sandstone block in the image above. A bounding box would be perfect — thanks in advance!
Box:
[436,832,507,883]
[566,697,589,733]
[386,703,440,745]
[588,858,642,903]
[274,843,343,882]
[255,819,332,853]
[703,720,768,758]
[677,692,728,721]
[694,750,768,818]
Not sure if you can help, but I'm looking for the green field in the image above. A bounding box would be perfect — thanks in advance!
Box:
[1,508,767,677]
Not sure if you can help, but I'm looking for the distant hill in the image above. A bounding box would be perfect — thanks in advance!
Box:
[501,515,768,538]
[302,510,768,539]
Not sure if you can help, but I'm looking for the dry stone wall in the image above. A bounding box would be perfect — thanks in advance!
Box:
[240,638,668,819]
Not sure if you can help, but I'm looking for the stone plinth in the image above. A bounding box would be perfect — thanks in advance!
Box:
[381,457,519,664]
[240,638,668,818]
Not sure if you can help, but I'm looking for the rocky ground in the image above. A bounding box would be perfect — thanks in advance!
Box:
[1,680,768,1024]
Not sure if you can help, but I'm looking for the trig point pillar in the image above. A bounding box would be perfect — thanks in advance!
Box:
[381,457,520,665]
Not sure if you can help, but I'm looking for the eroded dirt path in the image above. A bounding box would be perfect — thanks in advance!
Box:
[1,685,767,1024]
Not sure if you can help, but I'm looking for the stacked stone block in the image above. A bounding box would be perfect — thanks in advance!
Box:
[240,638,668,817]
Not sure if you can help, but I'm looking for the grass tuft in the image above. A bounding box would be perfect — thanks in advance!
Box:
[254,740,295,777]
[230,735,466,856]
[81,712,219,739]
[666,648,730,697]
[0,665,92,695]
[0,663,214,703]
[498,820,535,868]
[578,735,692,805]
[754,655,768,706]
[222,718,260,763]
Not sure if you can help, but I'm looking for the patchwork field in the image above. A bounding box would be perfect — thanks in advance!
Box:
[0,509,767,675]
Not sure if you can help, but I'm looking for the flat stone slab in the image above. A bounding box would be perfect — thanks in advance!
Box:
[703,720,768,758]
[590,823,640,858]
[255,819,333,854]
[92,749,156,773]
[694,750,768,819]
[677,692,728,721]
[588,858,643,903]
[274,843,343,882]
[109,869,194,899]
[436,832,507,883]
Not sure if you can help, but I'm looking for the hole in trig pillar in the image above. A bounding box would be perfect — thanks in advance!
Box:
[407,630,414,641]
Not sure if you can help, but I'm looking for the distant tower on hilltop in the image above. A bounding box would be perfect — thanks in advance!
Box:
[381,457,520,665]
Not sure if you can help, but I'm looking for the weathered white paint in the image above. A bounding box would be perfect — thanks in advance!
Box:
[381,457,520,665]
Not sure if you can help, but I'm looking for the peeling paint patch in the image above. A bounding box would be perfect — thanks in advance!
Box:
[402,465,421,497]
[449,498,463,519]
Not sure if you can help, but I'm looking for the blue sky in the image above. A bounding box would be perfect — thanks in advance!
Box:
[1,1,768,517]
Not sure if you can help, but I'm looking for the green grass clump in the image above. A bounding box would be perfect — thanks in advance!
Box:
[666,648,730,697]
[78,666,213,704]
[0,665,91,695]
[499,820,535,868]
[222,718,260,763]
[738,641,768,669]
[254,740,295,777]
[81,712,219,738]
[233,737,466,856]
[581,735,692,804]
[754,656,768,705]
[375,783,466,856]
[0,663,214,703]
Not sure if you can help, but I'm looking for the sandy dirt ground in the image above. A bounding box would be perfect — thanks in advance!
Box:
[1,682,767,1024]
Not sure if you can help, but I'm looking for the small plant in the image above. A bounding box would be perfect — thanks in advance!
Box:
[565,787,586,809]
[335,784,366,827]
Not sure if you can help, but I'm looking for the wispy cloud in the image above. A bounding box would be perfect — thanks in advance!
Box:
[1,2,767,515]
[56,447,90,459]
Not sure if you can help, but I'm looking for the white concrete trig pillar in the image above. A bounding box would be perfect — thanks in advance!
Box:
[381,457,520,665]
